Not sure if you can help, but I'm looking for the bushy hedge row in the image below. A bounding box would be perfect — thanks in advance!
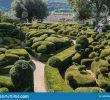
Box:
[0,23,23,39]
[45,47,76,92]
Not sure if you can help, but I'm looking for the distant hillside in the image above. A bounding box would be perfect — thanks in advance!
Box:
[48,0,72,14]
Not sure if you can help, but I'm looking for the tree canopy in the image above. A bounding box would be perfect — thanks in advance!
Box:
[12,0,48,22]
[68,0,110,23]
[68,0,92,21]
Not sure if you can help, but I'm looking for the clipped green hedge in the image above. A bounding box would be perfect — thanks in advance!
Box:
[0,76,14,91]
[0,65,13,75]
[75,87,105,92]
[65,66,96,89]
[54,46,76,71]
[45,46,76,92]
[98,74,110,91]
[5,49,31,61]
[0,87,9,92]
[91,60,109,76]
[45,64,73,92]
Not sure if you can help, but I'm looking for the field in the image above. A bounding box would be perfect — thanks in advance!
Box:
[0,22,110,92]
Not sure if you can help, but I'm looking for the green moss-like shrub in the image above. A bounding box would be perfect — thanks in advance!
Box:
[98,74,110,91]
[48,57,61,68]
[78,65,86,71]
[5,49,31,61]
[100,48,110,58]
[65,66,96,89]
[31,41,41,49]
[0,87,9,92]
[0,54,19,67]
[76,35,89,49]
[10,60,34,92]
[91,60,110,76]
[0,48,7,53]
[0,76,14,91]
[72,53,81,64]
[0,65,13,75]
[75,44,82,52]
[41,41,56,53]
[37,45,47,54]
[75,87,105,92]
[81,59,93,67]
[54,46,76,71]
[45,64,73,92]
[89,52,99,58]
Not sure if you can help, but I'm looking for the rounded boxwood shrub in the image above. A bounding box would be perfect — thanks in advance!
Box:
[85,48,93,55]
[65,66,96,89]
[91,60,109,77]
[89,52,99,58]
[75,87,105,92]
[75,44,82,52]
[0,87,9,92]
[81,59,93,67]
[0,48,7,53]
[57,29,64,34]
[98,74,110,91]
[100,67,109,74]
[106,56,110,63]
[10,60,34,92]
[72,53,81,64]
[48,57,61,68]
[100,48,110,58]
[62,30,69,35]
[6,49,31,61]
[41,41,56,53]
[37,45,47,54]
[31,41,41,49]
[76,35,89,49]
[78,65,86,71]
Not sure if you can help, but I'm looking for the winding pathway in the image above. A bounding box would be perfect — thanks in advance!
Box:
[32,57,46,92]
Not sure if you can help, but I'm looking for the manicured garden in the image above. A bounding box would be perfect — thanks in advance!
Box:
[0,22,110,92]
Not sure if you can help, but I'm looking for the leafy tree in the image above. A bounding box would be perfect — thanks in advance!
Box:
[69,0,110,24]
[12,0,48,22]
[90,0,110,23]
[68,0,92,21]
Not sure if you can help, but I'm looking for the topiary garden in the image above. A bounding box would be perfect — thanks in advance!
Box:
[1,22,110,92]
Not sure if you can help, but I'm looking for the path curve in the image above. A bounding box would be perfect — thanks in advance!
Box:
[32,57,46,92]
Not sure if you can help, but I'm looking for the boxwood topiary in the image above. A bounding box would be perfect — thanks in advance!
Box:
[89,52,99,58]
[76,35,89,49]
[100,48,110,59]
[65,66,96,89]
[37,45,47,54]
[10,60,34,92]
[75,87,105,92]
[72,53,81,64]
[0,87,9,92]
[75,44,82,52]
[98,74,110,91]
[81,59,93,67]
[48,57,61,68]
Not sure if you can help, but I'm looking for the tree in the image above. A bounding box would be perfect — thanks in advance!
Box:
[90,0,110,24]
[68,0,92,21]
[12,0,48,22]
[68,0,110,24]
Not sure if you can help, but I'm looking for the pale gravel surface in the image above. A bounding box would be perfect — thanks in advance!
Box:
[32,57,46,92]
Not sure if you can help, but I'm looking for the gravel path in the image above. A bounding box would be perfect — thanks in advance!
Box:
[32,57,46,92]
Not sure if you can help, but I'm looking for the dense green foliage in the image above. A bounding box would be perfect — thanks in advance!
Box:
[10,60,34,92]
[12,0,48,22]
